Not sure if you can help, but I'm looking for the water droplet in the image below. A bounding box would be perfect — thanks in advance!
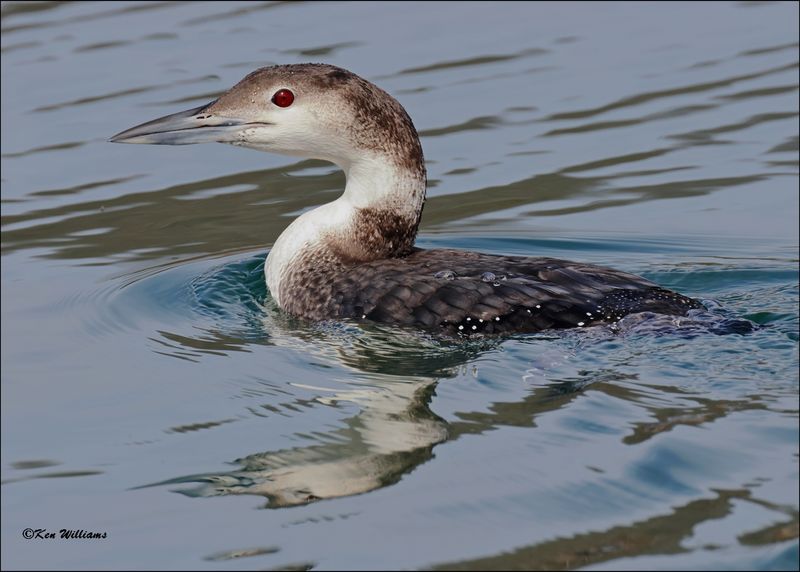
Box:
[480,272,496,282]
[434,270,456,280]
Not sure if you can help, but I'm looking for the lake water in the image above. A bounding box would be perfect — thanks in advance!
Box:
[1,1,798,570]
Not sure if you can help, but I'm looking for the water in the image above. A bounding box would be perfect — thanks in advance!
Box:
[1,1,798,570]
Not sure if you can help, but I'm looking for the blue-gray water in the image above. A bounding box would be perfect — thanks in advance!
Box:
[1,1,798,570]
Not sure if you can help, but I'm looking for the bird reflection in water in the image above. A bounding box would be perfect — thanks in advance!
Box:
[137,308,497,507]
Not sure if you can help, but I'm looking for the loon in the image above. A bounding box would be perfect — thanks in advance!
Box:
[110,63,703,335]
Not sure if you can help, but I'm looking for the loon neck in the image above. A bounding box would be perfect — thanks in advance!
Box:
[341,152,425,212]
[265,150,426,309]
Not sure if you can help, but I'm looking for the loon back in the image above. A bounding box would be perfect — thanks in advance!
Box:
[288,248,702,334]
[110,63,703,334]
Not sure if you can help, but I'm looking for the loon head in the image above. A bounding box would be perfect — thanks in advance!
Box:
[110,63,423,173]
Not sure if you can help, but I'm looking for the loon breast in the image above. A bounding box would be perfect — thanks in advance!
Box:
[110,63,705,335]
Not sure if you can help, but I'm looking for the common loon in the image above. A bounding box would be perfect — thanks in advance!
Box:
[110,63,703,334]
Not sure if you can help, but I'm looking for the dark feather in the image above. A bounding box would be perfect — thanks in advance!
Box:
[308,248,703,335]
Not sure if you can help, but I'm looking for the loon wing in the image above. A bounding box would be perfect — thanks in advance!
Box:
[324,249,702,334]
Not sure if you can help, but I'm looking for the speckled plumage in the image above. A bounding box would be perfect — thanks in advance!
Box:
[284,248,703,334]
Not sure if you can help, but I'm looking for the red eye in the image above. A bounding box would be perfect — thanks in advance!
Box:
[271,88,294,108]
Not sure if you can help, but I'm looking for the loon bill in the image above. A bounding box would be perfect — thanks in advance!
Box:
[110,63,703,335]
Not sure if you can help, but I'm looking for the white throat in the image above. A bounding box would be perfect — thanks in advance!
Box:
[265,152,425,309]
